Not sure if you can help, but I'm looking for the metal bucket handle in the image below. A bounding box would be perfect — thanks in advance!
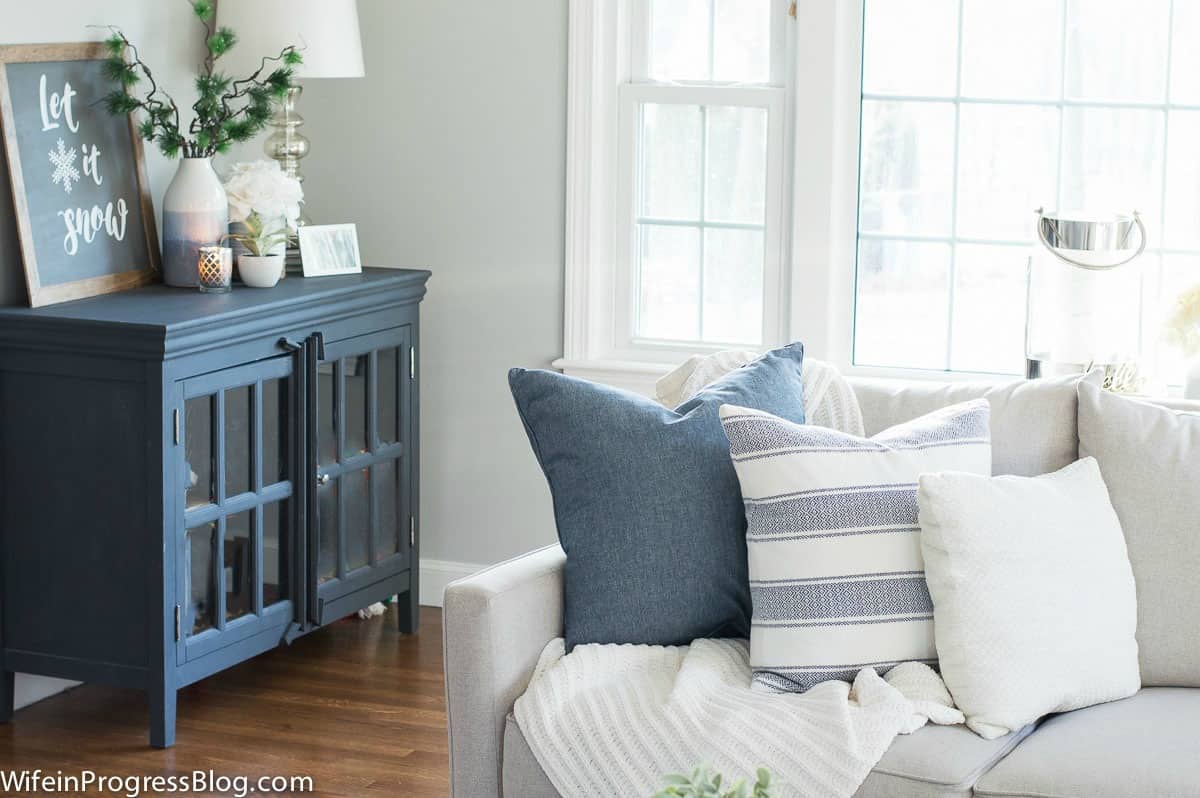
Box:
[1035,207,1146,270]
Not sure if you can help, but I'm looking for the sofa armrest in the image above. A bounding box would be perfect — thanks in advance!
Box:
[443,544,565,798]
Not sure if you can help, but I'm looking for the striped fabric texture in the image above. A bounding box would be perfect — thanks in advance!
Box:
[720,399,992,693]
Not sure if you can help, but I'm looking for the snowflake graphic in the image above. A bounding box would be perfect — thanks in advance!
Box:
[48,138,81,195]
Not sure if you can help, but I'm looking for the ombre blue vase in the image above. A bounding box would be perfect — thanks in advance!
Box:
[161,157,228,287]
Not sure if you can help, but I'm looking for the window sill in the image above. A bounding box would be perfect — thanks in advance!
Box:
[551,355,1024,395]
[551,358,673,397]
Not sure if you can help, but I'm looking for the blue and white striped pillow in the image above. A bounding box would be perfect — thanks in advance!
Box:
[720,399,991,692]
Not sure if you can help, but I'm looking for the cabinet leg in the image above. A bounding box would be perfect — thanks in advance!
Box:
[149,686,176,748]
[397,589,419,635]
[0,670,13,723]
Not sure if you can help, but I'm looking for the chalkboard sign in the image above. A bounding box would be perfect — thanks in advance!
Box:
[0,43,158,307]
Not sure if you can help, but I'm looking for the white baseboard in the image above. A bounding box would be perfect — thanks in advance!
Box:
[14,674,79,711]
[9,559,483,714]
[420,558,487,607]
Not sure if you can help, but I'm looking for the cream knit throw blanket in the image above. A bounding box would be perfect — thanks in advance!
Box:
[515,640,963,798]
[653,351,864,435]
[514,353,962,797]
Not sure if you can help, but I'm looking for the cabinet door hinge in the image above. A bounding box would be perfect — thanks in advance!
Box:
[410,516,416,547]
[174,605,181,641]
[173,409,180,445]
[409,346,416,380]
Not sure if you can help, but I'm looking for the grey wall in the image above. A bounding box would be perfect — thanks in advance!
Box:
[298,2,566,567]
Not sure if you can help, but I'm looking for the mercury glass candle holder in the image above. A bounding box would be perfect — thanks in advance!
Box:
[197,246,233,294]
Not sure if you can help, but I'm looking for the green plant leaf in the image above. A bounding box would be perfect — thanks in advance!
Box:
[195,72,231,96]
[206,26,237,57]
[158,135,181,158]
[102,58,139,87]
[191,0,214,22]
[102,90,139,115]
[103,33,125,57]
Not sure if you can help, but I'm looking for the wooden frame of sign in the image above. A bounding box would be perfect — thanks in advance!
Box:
[0,42,159,307]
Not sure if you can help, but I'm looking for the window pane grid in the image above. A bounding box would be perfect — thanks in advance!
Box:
[646,0,775,85]
[635,100,768,346]
[855,0,1200,379]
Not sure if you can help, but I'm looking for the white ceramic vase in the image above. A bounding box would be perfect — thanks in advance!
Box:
[238,254,284,288]
[161,157,229,288]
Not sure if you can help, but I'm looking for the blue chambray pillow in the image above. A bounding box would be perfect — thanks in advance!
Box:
[509,342,806,649]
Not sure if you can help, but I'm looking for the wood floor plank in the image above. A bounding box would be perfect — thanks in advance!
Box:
[0,607,449,797]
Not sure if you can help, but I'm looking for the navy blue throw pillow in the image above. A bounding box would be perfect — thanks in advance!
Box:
[509,342,806,649]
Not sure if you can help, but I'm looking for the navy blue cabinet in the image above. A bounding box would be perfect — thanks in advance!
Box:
[0,268,429,747]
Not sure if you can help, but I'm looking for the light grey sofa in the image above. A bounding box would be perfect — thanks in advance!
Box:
[444,375,1200,797]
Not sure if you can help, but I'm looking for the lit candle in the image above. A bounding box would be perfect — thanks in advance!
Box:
[197,246,233,294]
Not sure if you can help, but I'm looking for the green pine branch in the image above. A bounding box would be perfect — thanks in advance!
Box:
[98,0,302,159]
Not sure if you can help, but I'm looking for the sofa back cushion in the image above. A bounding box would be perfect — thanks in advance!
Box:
[850,371,1098,477]
[509,343,807,650]
[1078,381,1200,686]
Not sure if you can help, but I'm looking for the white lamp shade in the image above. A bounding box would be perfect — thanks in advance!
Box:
[217,0,365,79]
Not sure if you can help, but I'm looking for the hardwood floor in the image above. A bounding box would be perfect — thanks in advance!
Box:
[0,607,449,797]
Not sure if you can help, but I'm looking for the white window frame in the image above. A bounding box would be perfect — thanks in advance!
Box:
[558,0,1010,392]
[616,83,787,357]
[557,0,796,390]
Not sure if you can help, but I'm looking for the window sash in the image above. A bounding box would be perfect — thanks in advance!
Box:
[615,82,788,358]
[852,4,1198,381]
[628,0,792,87]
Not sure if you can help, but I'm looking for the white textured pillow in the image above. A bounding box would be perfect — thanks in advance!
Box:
[918,457,1140,739]
[720,399,991,692]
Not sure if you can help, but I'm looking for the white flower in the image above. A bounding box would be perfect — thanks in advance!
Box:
[1166,282,1200,356]
[222,160,304,231]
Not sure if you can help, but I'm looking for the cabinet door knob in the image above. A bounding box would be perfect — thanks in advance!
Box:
[317,473,331,485]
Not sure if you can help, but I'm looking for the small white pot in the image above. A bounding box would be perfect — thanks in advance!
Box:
[237,254,284,288]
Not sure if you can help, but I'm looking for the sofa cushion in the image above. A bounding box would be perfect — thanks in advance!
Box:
[918,458,1140,739]
[720,400,991,692]
[858,723,1036,798]
[503,713,1033,798]
[974,688,1200,798]
[851,371,1098,477]
[509,343,806,649]
[1078,381,1200,686]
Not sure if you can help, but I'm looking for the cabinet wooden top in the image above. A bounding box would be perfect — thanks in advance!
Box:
[0,268,430,328]
[0,267,431,360]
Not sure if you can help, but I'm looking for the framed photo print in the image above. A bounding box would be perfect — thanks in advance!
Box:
[299,223,363,277]
[0,42,159,307]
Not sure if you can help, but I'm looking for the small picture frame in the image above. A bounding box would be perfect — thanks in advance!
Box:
[299,223,362,277]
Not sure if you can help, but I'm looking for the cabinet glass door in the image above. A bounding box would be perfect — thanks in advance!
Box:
[312,327,411,621]
[178,356,296,663]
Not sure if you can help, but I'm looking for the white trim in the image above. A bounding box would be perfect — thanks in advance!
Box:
[788,0,862,368]
[13,675,78,712]
[565,0,794,369]
[419,558,486,608]
[564,0,630,364]
[553,357,668,396]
